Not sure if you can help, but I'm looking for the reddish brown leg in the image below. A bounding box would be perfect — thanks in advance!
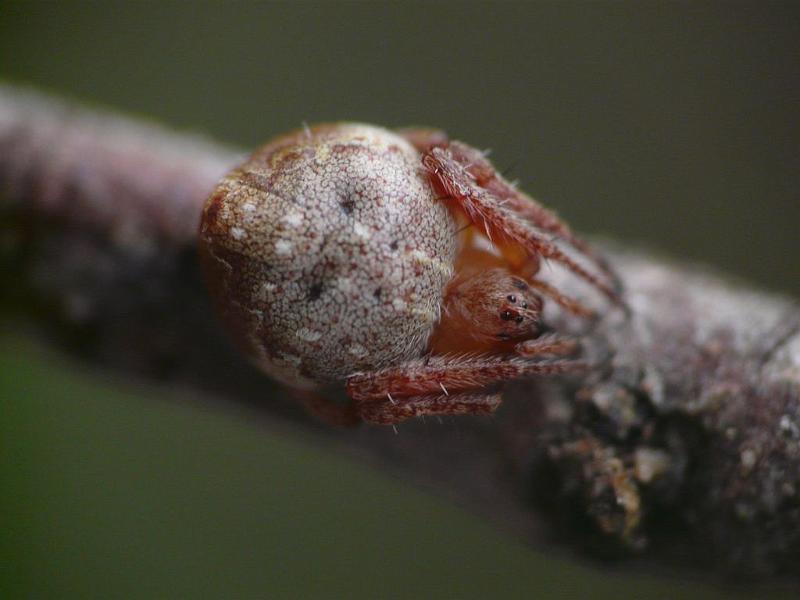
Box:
[421,145,623,308]
[443,140,619,286]
[346,355,585,403]
[399,130,620,293]
[411,140,625,311]
[356,392,502,425]
[527,278,596,318]
[515,333,578,358]
[399,130,614,275]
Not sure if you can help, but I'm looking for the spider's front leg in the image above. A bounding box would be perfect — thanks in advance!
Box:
[424,145,622,307]
[346,354,584,425]
[438,140,620,287]
[399,129,625,312]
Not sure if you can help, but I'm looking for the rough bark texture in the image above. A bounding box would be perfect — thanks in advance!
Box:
[2,84,798,582]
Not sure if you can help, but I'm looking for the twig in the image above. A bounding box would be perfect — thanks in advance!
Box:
[2,84,798,581]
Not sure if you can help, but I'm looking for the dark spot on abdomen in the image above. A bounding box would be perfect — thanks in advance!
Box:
[308,282,324,301]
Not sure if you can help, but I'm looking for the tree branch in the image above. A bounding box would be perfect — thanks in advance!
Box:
[2,84,798,581]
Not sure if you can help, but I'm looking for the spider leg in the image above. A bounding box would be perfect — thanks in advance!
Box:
[346,354,585,403]
[526,277,596,318]
[356,391,502,425]
[444,141,620,286]
[399,130,620,291]
[422,146,625,309]
[515,333,578,358]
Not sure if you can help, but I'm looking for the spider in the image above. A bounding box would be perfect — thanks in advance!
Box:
[198,124,624,426]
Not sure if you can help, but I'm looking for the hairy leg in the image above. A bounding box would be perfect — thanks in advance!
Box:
[399,129,620,292]
[515,333,578,358]
[346,355,585,403]
[443,141,619,285]
[526,277,597,318]
[356,391,503,425]
[421,145,624,308]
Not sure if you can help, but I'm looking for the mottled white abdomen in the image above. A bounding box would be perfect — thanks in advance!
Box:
[199,124,458,389]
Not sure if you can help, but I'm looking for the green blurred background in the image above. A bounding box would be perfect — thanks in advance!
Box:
[1,2,798,598]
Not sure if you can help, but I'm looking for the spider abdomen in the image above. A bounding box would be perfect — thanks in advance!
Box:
[199,124,457,388]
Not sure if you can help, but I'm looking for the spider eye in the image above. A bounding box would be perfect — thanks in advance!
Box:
[507,294,516,303]
[521,301,528,309]
[500,310,514,321]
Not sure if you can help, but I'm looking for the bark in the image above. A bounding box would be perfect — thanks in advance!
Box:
[2,83,798,582]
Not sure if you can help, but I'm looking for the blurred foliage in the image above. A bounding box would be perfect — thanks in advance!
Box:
[1,1,798,598]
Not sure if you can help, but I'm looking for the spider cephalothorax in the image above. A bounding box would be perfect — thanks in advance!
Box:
[199,123,623,425]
